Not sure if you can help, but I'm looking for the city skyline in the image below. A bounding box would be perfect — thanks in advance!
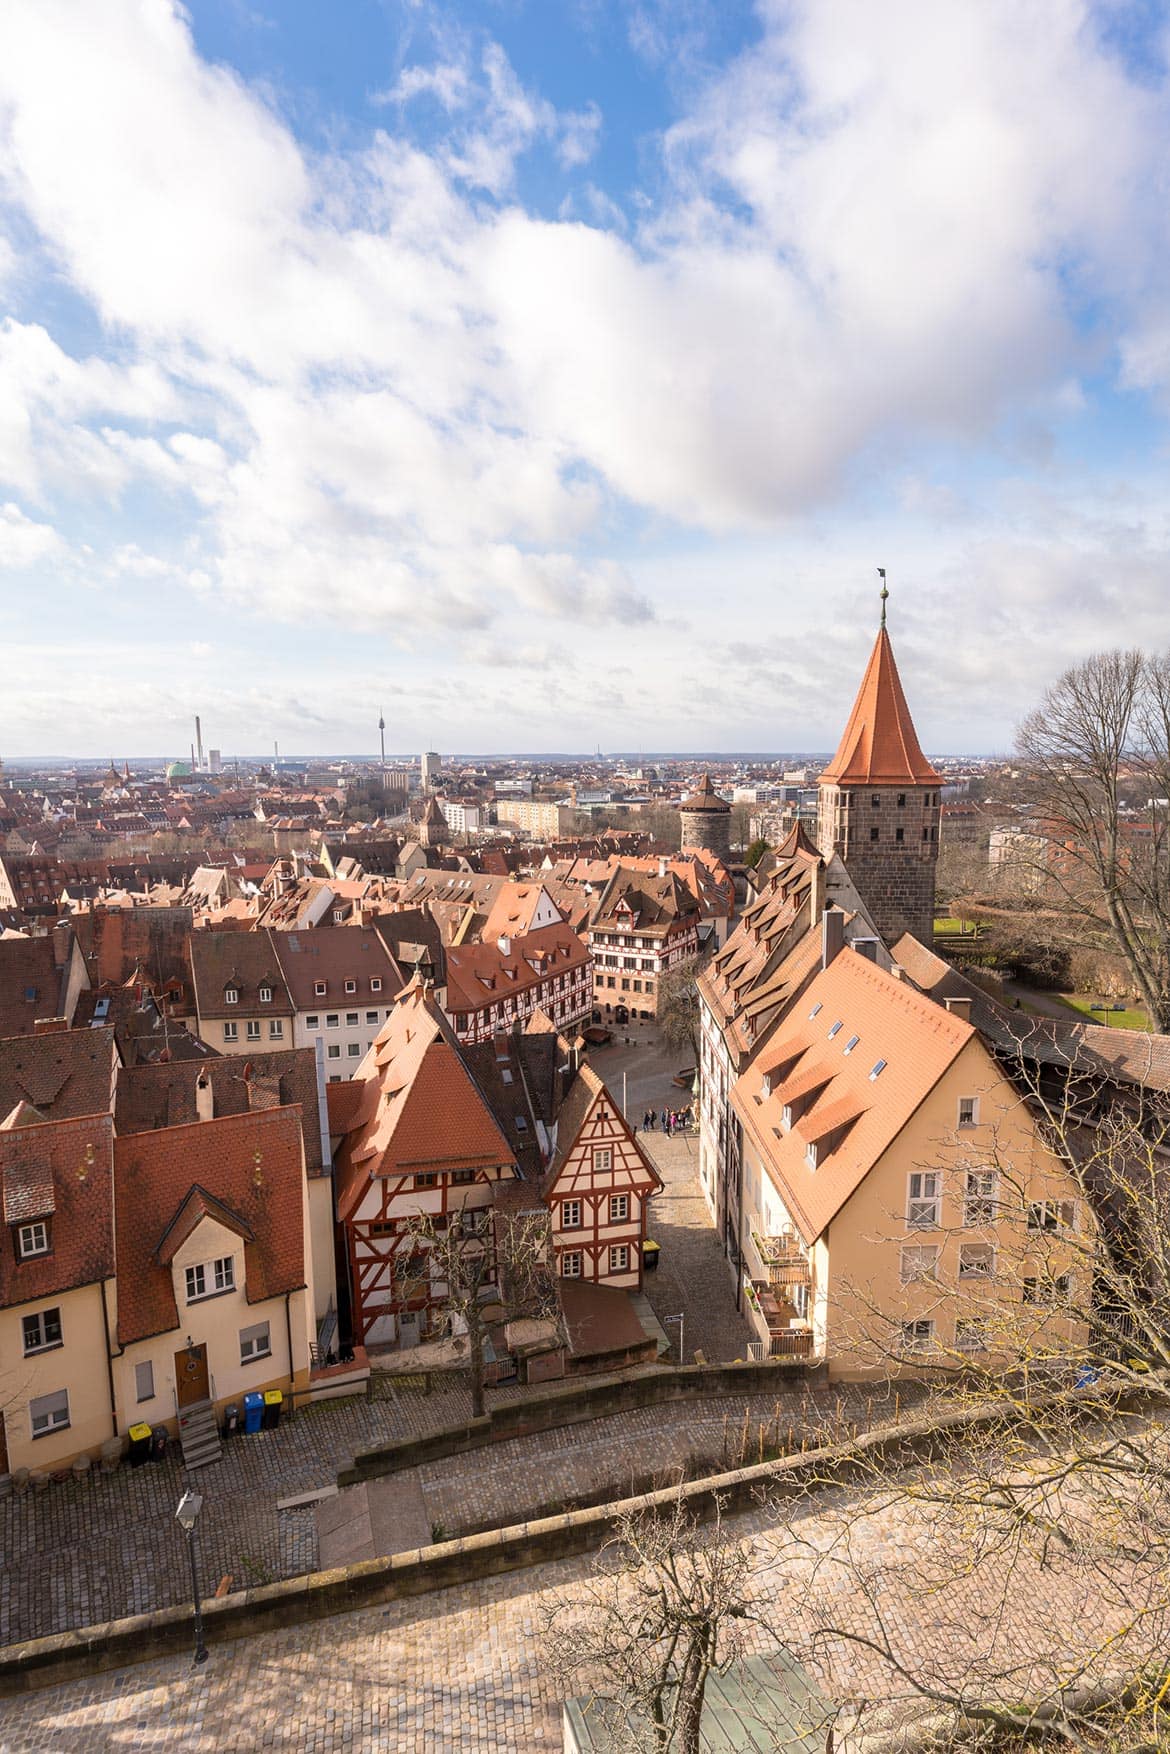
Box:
[3,1,1170,756]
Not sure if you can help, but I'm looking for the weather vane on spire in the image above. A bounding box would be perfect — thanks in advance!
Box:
[877,567,888,627]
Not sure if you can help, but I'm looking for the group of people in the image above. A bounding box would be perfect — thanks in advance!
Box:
[637,1105,694,1136]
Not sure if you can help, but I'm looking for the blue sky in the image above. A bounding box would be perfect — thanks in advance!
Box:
[1,0,1169,759]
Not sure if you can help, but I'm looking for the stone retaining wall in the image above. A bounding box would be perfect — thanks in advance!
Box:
[0,1388,1041,1699]
[343,1358,823,1484]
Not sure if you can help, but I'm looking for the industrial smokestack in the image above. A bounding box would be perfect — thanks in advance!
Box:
[195,715,204,770]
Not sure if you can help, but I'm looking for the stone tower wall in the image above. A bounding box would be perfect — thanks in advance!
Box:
[680,808,731,860]
[816,783,939,945]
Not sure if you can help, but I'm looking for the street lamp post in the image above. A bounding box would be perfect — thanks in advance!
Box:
[175,1489,209,1666]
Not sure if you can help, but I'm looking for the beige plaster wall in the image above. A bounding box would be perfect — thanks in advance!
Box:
[0,1281,114,1473]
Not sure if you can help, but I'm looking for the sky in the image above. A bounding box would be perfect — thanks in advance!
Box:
[1,1,1170,760]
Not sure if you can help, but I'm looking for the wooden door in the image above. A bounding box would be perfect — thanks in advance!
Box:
[175,1342,210,1407]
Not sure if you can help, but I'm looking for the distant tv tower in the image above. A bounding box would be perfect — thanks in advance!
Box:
[378,710,386,770]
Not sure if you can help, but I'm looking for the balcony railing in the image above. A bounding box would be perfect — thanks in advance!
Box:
[747,1228,811,1289]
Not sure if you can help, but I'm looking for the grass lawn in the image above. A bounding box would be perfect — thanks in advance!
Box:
[933,916,979,936]
[1057,993,1150,1031]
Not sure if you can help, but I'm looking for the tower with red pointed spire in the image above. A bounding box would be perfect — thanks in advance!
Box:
[816,581,941,946]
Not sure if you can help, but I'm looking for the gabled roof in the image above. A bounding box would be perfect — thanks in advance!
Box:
[115,1047,326,1175]
[114,1106,307,1345]
[731,947,972,1244]
[820,626,941,787]
[0,1113,116,1309]
[540,1059,663,1201]
[334,983,516,1220]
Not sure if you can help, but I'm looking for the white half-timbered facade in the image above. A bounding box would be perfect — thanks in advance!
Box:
[542,1065,662,1291]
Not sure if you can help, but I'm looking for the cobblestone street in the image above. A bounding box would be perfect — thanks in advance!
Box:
[3,1466,1160,1753]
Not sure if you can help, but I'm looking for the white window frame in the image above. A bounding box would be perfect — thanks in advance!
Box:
[29,1388,70,1438]
[561,1251,583,1278]
[1027,1200,1076,1233]
[899,1245,939,1283]
[269,1019,283,1038]
[561,1199,582,1230]
[592,1146,613,1173]
[366,1010,379,1024]
[259,985,272,1004]
[907,1171,941,1228]
[245,1020,262,1040]
[239,1321,272,1365]
[1023,1273,1072,1307]
[958,1242,995,1280]
[223,1021,239,1042]
[963,1170,998,1228]
[327,1044,340,1059]
[224,987,238,1005]
[344,979,357,994]
[16,1220,49,1259]
[306,1014,319,1029]
[955,1318,987,1353]
[22,1306,62,1354]
[326,1013,339,1028]
[957,1096,979,1128]
[346,1011,359,1026]
[186,1254,234,1302]
[213,1254,234,1293]
[370,978,382,993]
[899,1319,935,1354]
[314,980,327,997]
[135,1359,155,1402]
[609,1244,630,1274]
[609,1194,629,1224]
[347,1042,361,1058]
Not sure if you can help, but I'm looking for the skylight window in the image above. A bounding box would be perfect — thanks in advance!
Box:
[827,1021,843,1038]
[808,1002,823,1020]
[843,1035,860,1055]
[869,1059,888,1081]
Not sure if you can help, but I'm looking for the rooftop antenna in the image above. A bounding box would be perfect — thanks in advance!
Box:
[878,567,889,628]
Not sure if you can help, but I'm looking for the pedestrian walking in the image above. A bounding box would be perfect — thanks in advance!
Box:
[660,1108,668,1132]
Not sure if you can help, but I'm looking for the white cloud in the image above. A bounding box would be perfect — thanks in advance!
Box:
[0,0,1168,752]
[0,499,61,566]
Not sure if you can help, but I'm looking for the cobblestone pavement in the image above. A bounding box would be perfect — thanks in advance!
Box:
[3,1468,1159,1752]
[2,1370,910,1643]
[637,1128,755,1363]
[0,1379,517,1647]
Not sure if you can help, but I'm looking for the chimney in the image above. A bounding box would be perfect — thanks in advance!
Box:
[658,855,668,878]
[195,714,204,771]
[821,907,845,970]
[498,934,511,956]
[943,995,972,1022]
[194,1070,214,1122]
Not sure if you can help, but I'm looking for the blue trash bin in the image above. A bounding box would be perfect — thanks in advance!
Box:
[242,1391,265,1434]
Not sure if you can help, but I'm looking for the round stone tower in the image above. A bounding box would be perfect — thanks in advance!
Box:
[679,772,732,859]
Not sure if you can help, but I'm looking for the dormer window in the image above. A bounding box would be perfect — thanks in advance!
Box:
[224,987,239,1005]
[827,1021,843,1039]
[805,1141,818,1168]
[370,978,382,993]
[259,985,272,1004]
[314,980,327,997]
[761,1072,772,1100]
[344,979,357,994]
[17,1220,50,1259]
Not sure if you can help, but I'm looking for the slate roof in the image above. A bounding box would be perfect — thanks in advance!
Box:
[0,1027,117,1123]
[113,1106,307,1346]
[820,626,941,786]
[0,1112,116,1309]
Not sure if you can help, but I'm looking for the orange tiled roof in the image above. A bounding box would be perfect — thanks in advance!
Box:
[731,947,971,1244]
[820,627,941,786]
[0,1113,116,1309]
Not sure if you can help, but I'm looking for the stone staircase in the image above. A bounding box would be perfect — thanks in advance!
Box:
[177,1399,222,1470]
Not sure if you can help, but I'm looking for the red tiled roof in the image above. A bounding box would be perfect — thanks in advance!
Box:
[0,1113,116,1308]
[444,921,590,1016]
[0,1027,116,1123]
[113,1106,307,1345]
[820,627,941,786]
[335,985,516,1221]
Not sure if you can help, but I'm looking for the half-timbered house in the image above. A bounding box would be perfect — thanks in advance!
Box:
[541,1062,662,1291]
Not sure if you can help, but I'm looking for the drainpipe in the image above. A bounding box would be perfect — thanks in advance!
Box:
[100,1277,118,1438]
[284,1289,295,1396]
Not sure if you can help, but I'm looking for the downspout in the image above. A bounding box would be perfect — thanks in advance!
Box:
[100,1277,118,1439]
[285,1289,295,1393]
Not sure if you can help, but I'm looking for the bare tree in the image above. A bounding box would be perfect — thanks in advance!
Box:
[543,1492,771,1754]
[657,957,704,1066]
[1016,649,1170,1027]
[396,1202,560,1417]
